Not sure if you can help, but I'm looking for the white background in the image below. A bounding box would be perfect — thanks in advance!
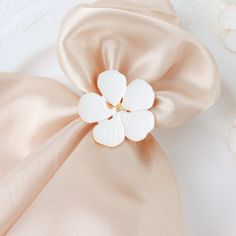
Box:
[0,0,236,235]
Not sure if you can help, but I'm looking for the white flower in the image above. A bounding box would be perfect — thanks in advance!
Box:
[219,4,236,52]
[78,70,155,147]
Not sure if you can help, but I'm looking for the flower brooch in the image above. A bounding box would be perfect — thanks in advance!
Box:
[78,70,155,147]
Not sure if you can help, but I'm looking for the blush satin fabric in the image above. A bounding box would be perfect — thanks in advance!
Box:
[0,0,220,235]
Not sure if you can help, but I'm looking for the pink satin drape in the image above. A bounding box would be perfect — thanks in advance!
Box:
[0,0,220,235]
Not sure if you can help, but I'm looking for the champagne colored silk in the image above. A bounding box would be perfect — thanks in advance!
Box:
[5,134,183,236]
[0,74,78,165]
[58,0,220,127]
[0,0,220,235]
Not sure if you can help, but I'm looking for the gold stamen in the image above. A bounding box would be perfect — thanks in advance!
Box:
[114,103,123,112]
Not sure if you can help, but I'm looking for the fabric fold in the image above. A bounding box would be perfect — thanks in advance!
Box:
[58,0,220,128]
[0,73,79,178]
[5,134,184,236]
[0,120,90,235]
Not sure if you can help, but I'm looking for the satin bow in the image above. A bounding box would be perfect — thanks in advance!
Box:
[0,0,220,235]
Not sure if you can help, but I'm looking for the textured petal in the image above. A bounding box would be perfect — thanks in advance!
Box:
[219,5,236,30]
[93,114,125,147]
[228,125,236,153]
[223,31,236,52]
[120,111,155,142]
[78,93,114,123]
[122,79,155,111]
[98,70,127,106]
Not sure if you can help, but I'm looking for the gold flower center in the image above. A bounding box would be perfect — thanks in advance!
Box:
[114,103,124,112]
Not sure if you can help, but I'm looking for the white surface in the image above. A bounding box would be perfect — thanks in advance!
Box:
[229,124,236,152]
[0,0,236,235]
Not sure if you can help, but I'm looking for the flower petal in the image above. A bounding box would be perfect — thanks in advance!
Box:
[93,114,125,147]
[219,5,236,30]
[120,111,155,142]
[223,30,236,52]
[98,70,127,106]
[78,93,114,123]
[122,79,155,112]
[228,125,236,153]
